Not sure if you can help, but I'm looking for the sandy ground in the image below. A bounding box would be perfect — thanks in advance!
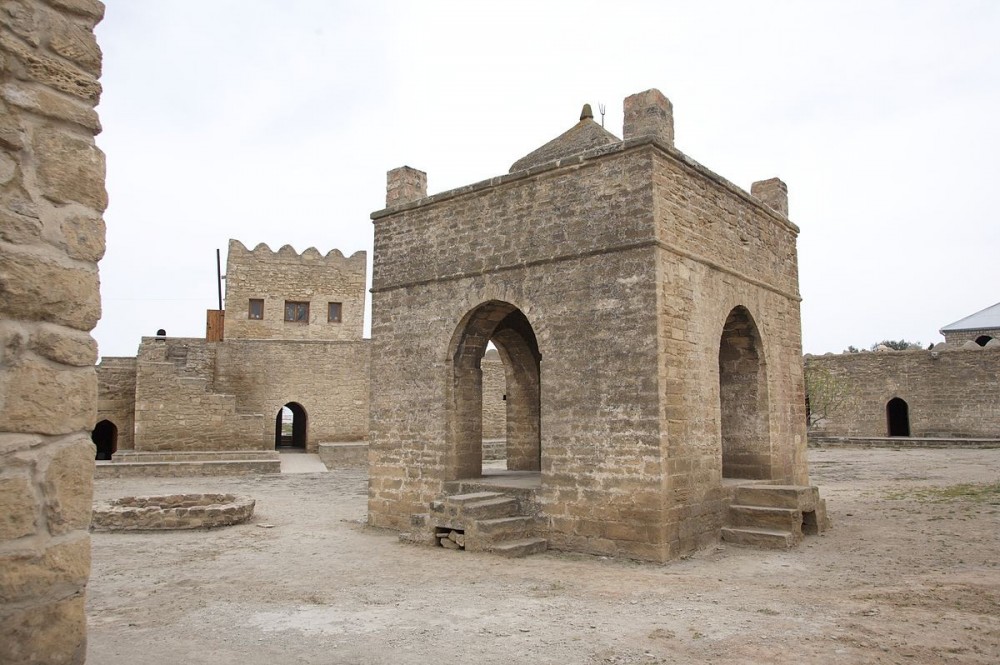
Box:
[87,448,1000,664]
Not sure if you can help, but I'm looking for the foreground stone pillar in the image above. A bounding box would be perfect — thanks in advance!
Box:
[0,1,106,663]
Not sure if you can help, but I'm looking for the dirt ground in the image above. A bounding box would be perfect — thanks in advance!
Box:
[87,448,1000,664]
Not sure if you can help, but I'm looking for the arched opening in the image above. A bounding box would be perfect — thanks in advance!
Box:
[975,335,993,347]
[92,419,118,460]
[449,301,541,480]
[886,397,910,437]
[275,402,307,449]
[718,306,771,479]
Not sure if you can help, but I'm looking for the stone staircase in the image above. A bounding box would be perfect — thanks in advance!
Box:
[722,485,829,549]
[407,490,547,558]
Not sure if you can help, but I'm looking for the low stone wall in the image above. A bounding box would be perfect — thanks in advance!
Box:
[482,438,507,461]
[318,442,368,469]
[95,451,280,478]
[809,436,1000,449]
[92,493,255,531]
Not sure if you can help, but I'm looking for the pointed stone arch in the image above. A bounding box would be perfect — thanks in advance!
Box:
[447,300,541,479]
[275,402,308,449]
[718,306,771,479]
[92,419,118,460]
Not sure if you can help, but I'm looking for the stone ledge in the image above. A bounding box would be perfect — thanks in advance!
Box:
[92,493,255,531]
[809,436,1000,449]
[317,442,368,469]
[94,459,280,478]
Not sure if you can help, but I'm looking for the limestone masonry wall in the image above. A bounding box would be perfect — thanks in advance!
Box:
[224,239,366,342]
[0,1,106,662]
[95,356,136,450]
[214,339,371,451]
[481,349,506,440]
[805,347,1000,438]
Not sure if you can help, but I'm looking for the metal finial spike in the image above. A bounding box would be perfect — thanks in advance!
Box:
[580,104,594,121]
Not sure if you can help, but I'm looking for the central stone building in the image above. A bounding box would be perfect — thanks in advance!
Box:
[368,89,817,562]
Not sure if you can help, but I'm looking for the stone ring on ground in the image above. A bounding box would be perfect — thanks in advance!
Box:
[91,493,256,531]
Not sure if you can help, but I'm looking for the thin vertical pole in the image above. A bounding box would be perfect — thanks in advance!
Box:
[216,248,223,310]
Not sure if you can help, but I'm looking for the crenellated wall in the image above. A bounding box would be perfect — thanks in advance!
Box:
[223,239,366,342]
[0,1,106,662]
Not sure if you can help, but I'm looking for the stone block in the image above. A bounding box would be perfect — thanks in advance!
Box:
[0,207,40,245]
[57,209,105,261]
[30,324,98,366]
[0,244,101,331]
[44,8,102,75]
[0,358,96,435]
[44,0,105,21]
[623,88,673,145]
[40,437,94,534]
[1,81,101,132]
[751,178,788,217]
[0,535,90,603]
[0,30,100,102]
[0,472,37,539]
[0,594,87,665]
[31,125,107,209]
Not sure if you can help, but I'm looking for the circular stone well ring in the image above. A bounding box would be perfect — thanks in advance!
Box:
[92,493,255,531]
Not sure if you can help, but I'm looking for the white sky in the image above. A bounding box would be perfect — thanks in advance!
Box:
[92,1,1000,358]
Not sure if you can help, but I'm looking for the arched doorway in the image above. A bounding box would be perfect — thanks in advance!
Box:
[275,402,307,449]
[449,301,541,479]
[975,335,993,347]
[886,397,910,437]
[92,419,118,460]
[718,306,770,479]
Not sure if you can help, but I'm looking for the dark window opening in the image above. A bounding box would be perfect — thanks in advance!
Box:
[886,397,910,437]
[92,419,118,460]
[328,302,342,323]
[248,298,264,320]
[975,335,993,347]
[284,301,309,323]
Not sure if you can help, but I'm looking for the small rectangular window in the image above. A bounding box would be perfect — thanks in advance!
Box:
[248,299,264,320]
[328,302,342,323]
[284,301,309,323]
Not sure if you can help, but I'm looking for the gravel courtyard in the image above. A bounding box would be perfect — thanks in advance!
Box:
[87,448,1000,664]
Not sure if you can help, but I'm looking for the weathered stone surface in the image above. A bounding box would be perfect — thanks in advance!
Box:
[40,436,94,534]
[0,244,101,330]
[0,359,96,435]
[31,125,106,208]
[31,323,99,366]
[0,147,18,183]
[0,594,87,665]
[0,535,90,603]
[1,0,42,47]
[0,97,25,149]
[44,8,101,75]
[2,81,101,131]
[57,208,105,260]
[0,208,41,244]
[0,472,37,539]
[44,0,104,21]
[0,30,100,101]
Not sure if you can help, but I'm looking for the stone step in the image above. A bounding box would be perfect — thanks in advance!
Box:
[459,497,519,520]
[721,527,797,549]
[729,505,802,532]
[734,485,820,510]
[473,516,537,542]
[488,537,548,558]
[444,491,506,505]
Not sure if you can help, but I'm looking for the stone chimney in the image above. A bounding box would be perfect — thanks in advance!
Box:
[623,89,674,146]
[751,178,789,217]
[386,166,427,207]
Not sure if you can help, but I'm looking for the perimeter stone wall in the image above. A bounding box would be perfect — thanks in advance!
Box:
[805,347,1000,438]
[223,239,366,342]
[95,356,135,450]
[0,1,106,662]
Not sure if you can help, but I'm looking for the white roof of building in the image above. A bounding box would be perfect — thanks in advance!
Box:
[940,301,1000,332]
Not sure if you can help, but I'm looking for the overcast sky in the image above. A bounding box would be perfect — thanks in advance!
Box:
[92,1,999,358]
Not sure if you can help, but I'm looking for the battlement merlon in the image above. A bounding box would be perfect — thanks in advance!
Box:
[623,88,674,146]
[751,178,789,218]
[227,239,367,269]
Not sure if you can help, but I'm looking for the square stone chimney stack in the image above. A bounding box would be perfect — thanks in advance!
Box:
[386,166,427,207]
[751,178,789,217]
[623,89,674,147]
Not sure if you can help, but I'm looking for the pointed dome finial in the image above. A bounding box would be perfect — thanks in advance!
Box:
[580,104,594,121]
